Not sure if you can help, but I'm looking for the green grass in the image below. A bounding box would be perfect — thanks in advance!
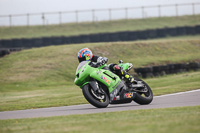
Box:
[0,71,199,111]
[0,15,200,39]
[146,71,200,95]
[1,35,200,83]
[0,106,199,133]
[0,36,200,111]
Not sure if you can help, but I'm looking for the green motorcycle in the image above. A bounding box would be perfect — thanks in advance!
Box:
[74,60,153,108]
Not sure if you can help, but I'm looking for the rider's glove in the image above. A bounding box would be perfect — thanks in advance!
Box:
[97,57,108,65]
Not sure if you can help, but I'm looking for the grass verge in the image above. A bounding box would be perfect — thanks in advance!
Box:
[0,106,199,133]
[1,35,200,84]
[0,71,199,111]
[0,15,200,39]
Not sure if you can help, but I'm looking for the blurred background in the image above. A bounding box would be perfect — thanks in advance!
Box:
[0,1,200,132]
[0,0,200,26]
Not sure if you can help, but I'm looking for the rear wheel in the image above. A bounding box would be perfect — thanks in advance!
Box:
[133,78,153,105]
[82,84,109,108]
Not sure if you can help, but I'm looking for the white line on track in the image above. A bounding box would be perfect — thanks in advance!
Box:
[0,89,200,120]
[154,89,200,98]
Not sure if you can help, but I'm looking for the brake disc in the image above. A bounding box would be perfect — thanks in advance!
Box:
[91,89,105,100]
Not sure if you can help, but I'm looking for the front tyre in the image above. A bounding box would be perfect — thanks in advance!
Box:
[82,84,109,108]
[133,78,153,105]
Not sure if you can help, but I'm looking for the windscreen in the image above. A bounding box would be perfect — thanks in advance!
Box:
[76,61,88,73]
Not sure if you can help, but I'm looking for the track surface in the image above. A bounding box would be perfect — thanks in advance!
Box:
[0,89,200,120]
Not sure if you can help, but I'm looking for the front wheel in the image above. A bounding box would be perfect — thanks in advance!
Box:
[82,84,109,108]
[133,78,153,105]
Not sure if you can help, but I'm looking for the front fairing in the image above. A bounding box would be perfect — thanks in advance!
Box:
[74,61,91,86]
[74,61,125,94]
[90,69,122,93]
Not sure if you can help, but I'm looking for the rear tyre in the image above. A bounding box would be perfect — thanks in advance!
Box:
[133,78,153,105]
[82,84,109,108]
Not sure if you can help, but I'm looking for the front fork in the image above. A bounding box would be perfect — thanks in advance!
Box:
[88,80,105,95]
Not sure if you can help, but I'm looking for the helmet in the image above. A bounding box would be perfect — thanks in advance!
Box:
[78,48,93,62]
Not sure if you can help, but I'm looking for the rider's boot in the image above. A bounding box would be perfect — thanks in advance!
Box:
[124,73,138,88]
[112,65,138,86]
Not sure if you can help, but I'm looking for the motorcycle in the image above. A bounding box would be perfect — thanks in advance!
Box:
[74,60,153,108]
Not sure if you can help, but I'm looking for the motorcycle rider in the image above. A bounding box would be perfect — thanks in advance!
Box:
[78,48,137,86]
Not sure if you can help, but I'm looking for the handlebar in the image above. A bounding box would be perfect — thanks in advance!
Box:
[89,62,103,68]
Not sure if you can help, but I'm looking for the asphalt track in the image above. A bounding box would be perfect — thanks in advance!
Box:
[0,89,200,120]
